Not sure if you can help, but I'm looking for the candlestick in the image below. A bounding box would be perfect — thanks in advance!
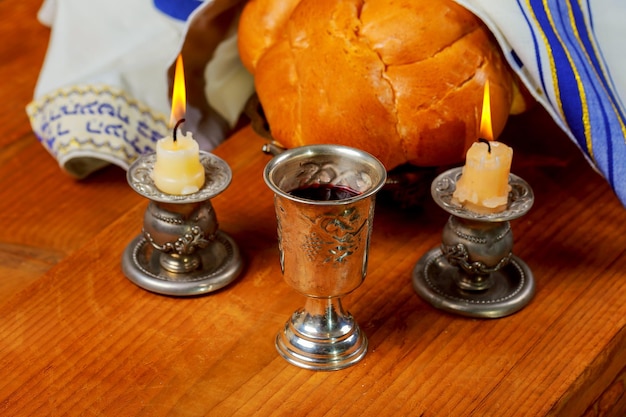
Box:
[452,140,513,214]
[413,167,535,318]
[121,151,243,296]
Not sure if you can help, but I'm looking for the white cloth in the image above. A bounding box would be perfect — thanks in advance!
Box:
[454,0,626,207]
[27,0,254,178]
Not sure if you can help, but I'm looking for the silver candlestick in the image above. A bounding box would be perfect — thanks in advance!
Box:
[412,167,535,318]
[122,151,243,296]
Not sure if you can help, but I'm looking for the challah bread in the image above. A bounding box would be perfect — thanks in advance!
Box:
[238,0,524,169]
[237,0,300,72]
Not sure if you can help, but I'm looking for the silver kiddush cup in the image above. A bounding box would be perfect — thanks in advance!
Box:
[264,145,387,371]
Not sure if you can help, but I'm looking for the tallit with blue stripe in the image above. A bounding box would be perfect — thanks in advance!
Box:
[455,0,626,207]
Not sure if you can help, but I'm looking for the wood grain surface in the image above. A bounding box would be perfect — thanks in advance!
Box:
[1,1,626,416]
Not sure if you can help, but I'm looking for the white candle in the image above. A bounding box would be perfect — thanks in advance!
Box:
[452,140,512,213]
[152,130,205,195]
[151,54,205,195]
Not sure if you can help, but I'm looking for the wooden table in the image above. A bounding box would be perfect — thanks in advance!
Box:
[2,1,626,415]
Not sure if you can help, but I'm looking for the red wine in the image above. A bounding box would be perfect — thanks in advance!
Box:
[289,184,361,201]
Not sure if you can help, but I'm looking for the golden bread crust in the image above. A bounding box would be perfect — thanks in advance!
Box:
[239,0,518,169]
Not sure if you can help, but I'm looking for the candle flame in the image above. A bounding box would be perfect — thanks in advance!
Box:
[170,54,186,127]
[479,80,493,141]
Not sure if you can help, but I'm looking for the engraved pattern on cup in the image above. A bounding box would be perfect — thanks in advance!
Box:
[276,196,371,298]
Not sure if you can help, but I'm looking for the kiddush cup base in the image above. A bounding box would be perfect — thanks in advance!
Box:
[275,299,367,371]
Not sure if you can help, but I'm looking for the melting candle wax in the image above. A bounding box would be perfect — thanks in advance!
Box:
[152,130,205,195]
[452,140,513,214]
[151,54,205,195]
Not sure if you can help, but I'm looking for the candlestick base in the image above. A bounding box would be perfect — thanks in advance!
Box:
[122,231,242,296]
[413,248,534,318]
[121,151,243,296]
[412,167,535,318]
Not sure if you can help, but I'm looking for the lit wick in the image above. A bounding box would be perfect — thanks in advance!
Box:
[478,138,491,154]
[173,118,186,143]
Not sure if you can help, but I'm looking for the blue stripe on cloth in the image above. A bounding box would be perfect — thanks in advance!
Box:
[516,0,552,107]
[510,49,524,69]
[153,0,203,21]
[585,0,594,29]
